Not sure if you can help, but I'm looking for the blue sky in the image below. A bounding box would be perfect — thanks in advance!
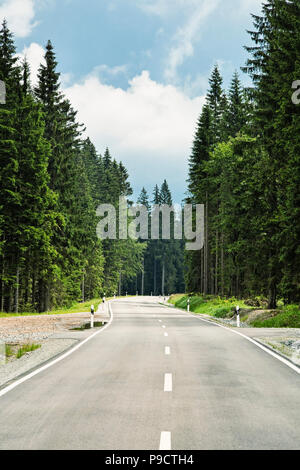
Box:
[1,0,263,203]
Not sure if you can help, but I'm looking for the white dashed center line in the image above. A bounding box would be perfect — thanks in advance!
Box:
[159,432,172,450]
[164,373,172,392]
[164,332,168,337]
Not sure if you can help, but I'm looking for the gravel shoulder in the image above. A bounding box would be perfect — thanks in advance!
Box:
[0,306,110,389]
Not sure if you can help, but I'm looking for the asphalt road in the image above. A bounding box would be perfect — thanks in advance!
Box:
[0,297,299,450]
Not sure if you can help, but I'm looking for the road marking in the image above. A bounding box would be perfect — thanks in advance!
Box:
[164,332,168,337]
[159,432,171,450]
[162,325,166,329]
[158,320,162,323]
[161,303,300,375]
[165,347,170,355]
[164,373,172,392]
[0,303,115,398]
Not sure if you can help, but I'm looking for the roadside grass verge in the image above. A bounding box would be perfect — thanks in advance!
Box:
[168,294,248,317]
[2,343,42,361]
[169,295,300,328]
[5,344,14,358]
[250,305,300,328]
[16,344,41,359]
[168,294,186,305]
[0,298,104,318]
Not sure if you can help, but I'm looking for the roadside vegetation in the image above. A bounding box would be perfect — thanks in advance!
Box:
[4,343,41,361]
[250,305,300,328]
[169,294,249,317]
[16,344,41,359]
[168,295,300,328]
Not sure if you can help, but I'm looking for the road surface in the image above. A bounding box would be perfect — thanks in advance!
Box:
[0,297,299,450]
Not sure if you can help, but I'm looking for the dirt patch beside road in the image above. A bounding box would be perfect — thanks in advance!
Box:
[0,310,108,344]
[0,308,110,388]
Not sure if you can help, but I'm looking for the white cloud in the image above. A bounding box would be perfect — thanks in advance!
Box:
[132,0,222,83]
[0,0,38,37]
[64,70,205,201]
[17,42,45,86]
[133,0,262,83]
[135,0,262,17]
[164,0,220,82]
[132,0,221,82]
[237,0,263,15]
[135,0,199,17]
[92,64,128,82]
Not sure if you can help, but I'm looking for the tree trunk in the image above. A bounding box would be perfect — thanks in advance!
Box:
[1,258,4,312]
[44,285,50,312]
[201,248,204,294]
[268,281,277,309]
[154,257,157,295]
[119,272,122,296]
[14,265,20,314]
[204,192,209,295]
[82,271,85,302]
[32,271,36,310]
[141,259,144,296]
[215,229,219,295]
[162,260,165,296]
[221,231,224,297]
[38,278,45,313]
[236,268,240,299]
[24,269,29,306]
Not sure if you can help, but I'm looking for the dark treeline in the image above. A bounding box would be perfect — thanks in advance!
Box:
[186,0,300,308]
[123,180,185,296]
[0,21,145,313]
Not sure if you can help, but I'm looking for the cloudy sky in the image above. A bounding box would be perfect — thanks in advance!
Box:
[1,0,263,203]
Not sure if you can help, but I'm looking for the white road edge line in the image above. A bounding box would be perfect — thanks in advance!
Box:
[165,304,300,375]
[0,302,115,398]
[165,347,170,355]
[194,316,300,374]
[159,432,171,450]
[164,373,172,392]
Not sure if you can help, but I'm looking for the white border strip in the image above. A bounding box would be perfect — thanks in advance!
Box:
[0,303,114,398]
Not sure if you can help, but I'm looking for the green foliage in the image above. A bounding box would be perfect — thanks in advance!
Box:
[214,307,234,318]
[131,180,184,296]
[170,294,248,317]
[0,23,145,313]
[16,343,41,359]
[250,306,300,328]
[185,1,300,308]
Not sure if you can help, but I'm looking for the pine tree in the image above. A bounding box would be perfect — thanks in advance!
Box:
[137,187,151,212]
[243,0,300,306]
[207,65,225,144]
[223,72,248,138]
